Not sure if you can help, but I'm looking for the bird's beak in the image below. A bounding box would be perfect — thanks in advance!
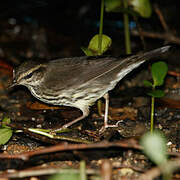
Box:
[8,80,18,89]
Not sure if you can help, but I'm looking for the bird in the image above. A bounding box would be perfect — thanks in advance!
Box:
[11,46,170,132]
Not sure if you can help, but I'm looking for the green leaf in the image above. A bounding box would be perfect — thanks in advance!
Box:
[147,89,165,98]
[144,80,152,87]
[152,61,168,87]
[81,47,94,56]
[129,0,152,18]
[2,117,11,128]
[105,0,122,12]
[140,131,168,165]
[0,128,13,145]
[88,34,112,55]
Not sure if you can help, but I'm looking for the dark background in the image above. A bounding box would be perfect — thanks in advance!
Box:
[0,0,179,65]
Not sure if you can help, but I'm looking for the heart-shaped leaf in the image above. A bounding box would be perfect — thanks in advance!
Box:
[0,128,13,145]
[140,131,167,165]
[105,0,122,12]
[152,61,168,87]
[88,34,112,55]
[129,0,152,18]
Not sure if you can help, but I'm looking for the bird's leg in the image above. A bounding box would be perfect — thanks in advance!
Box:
[103,93,109,128]
[99,93,119,133]
[53,108,89,132]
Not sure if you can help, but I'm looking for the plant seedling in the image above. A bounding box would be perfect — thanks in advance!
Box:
[105,0,152,54]
[81,0,112,117]
[82,0,112,57]
[141,131,172,180]
[105,0,152,18]
[144,61,168,133]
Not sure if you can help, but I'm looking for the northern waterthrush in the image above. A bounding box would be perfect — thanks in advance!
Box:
[11,46,170,131]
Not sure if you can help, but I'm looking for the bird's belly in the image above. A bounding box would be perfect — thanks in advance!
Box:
[28,82,113,109]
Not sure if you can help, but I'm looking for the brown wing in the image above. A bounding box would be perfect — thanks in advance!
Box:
[43,56,119,90]
[43,46,170,91]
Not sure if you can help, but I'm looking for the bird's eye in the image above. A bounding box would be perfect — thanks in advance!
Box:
[25,73,33,79]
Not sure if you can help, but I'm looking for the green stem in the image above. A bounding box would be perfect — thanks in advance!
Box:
[97,0,104,116]
[80,161,87,180]
[123,0,131,54]
[98,0,104,55]
[150,96,154,133]
[97,100,102,116]
[150,85,156,133]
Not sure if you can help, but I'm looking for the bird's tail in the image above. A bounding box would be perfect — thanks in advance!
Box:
[136,45,170,61]
[100,45,170,90]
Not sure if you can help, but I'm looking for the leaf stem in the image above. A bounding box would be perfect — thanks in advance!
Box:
[97,0,105,115]
[98,0,104,55]
[150,96,154,133]
[123,0,131,54]
[150,84,156,133]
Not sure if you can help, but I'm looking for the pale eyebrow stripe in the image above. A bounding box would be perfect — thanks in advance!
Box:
[17,64,46,82]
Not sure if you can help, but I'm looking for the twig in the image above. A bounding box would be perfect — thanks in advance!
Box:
[0,139,141,160]
[0,167,99,178]
[154,4,169,33]
[131,4,180,45]
[133,16,146,50]
[168,70,180,77]
[131,30,180,45]
[139,157,180,180]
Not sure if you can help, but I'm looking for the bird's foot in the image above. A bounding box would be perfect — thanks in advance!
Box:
[99,120,123,134]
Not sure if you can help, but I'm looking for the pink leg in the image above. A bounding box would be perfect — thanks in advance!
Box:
[99,93,120,133]
[53,108,89,132]
[103,93,109,128]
